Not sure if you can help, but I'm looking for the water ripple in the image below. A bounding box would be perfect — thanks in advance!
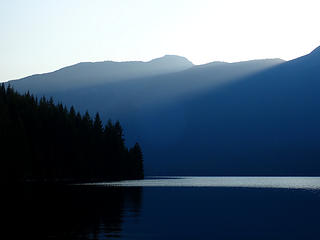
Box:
[81,176,320,190]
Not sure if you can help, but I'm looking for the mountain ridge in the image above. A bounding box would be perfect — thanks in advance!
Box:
[6,55,194,93]
[6,56,284,94]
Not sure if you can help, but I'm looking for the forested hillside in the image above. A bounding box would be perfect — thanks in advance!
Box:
[0,84,143,184]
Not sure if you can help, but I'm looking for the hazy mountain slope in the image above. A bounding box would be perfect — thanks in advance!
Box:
[47,58,284,119]
[7,55,194,93]
[136,47,320,175]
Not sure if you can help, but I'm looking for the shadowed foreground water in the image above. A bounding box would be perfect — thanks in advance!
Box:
[3,177,320,239]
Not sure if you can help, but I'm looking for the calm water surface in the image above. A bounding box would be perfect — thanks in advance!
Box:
[3,177,320,239]
[88,176,320,189]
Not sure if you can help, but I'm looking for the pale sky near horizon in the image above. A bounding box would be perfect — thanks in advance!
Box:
[1,0,320,82]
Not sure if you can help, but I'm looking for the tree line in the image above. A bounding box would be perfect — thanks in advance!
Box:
[0,84,143,184]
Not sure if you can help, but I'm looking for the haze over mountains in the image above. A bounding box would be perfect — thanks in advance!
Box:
[7,46,320,175]
[9,55,194,92]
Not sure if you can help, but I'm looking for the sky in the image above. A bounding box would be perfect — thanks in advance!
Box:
[1,0,320,82]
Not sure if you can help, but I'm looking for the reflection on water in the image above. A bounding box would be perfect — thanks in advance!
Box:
[87,176,320,189]
[1,185,142,240]
[2,177,320,239]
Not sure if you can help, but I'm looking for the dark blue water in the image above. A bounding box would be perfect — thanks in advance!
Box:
[3,177,320,239]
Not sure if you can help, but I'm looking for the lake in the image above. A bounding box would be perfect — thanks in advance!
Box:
[3,177,320,239]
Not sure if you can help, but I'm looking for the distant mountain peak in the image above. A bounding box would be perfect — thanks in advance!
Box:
[149,55,194,66]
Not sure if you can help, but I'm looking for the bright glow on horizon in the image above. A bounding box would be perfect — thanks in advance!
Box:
[1,0,320,82]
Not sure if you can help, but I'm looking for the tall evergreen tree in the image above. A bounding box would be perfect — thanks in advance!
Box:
[129,143,144,179]
[93,113,103,133]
